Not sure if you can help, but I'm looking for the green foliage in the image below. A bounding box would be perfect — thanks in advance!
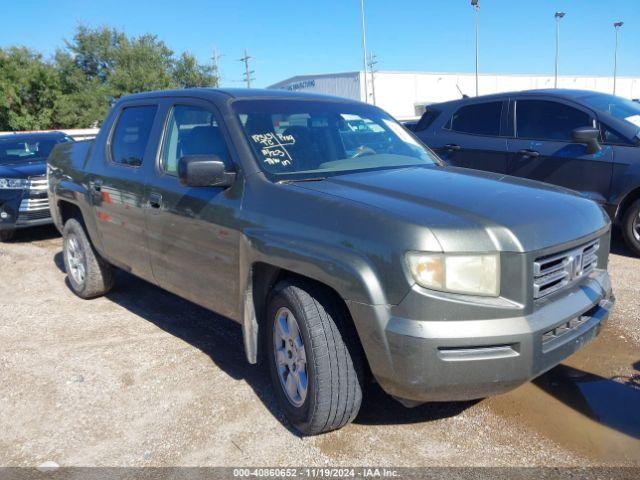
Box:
[174,52,218,89]
[0,47,61,130]
[0,25,219,130]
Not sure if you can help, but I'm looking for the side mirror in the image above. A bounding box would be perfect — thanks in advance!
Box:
[178,155,236,188]
[572,127,602,154]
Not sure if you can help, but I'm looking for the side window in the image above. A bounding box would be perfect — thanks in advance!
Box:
[516,100,592,141]
[414,109,442,132]
[161,105,232,176]
[447,102,502,136]
[602,125,633,146]
[110,105,157,166]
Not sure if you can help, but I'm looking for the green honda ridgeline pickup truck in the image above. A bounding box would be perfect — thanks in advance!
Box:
[48,89,614,435]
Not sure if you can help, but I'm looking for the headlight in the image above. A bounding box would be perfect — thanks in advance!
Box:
[0,178,29,190]
[406,252,500,297]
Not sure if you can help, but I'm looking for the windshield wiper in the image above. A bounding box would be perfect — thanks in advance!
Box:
[277,177,327,184]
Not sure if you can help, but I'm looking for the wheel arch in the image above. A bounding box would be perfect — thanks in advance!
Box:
[57,200,83,226]
[248,262,368,374]
[616,186,640,222]
[238,231,385,365]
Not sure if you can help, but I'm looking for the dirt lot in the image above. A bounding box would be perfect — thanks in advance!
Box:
[1,226,639,467]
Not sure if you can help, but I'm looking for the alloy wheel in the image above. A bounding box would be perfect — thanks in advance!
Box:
[272,307,308,407]
[66,235,86,285]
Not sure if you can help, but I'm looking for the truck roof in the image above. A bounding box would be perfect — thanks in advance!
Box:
[120,88,362,104]
[428,89,607,109]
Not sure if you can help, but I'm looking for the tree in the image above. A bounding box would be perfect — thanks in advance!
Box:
[52,50,110,128]
[0,25,219,130]
[108,34,176,94]
[173,52,218,88]
[0,47,61,131]
[65,25,124,82]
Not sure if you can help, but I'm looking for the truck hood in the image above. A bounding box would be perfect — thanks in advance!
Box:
[293,166,610,253]
[0,160,46,178]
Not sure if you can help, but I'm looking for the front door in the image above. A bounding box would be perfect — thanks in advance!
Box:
[144,101,242,319]
[507,99,613,204]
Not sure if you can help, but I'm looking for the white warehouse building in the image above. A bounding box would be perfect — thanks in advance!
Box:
[268,71,640,120]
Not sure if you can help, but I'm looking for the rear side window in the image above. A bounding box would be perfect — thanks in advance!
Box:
[447,102,502,136]
[414,109,442,132]
[516,100,591,141]
[110,105,158,167]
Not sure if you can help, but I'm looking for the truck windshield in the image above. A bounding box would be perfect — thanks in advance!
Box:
[233,99,438,180]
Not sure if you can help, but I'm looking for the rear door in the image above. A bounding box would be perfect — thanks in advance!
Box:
[89,101,160,280]
[427,100,509,174]
[507,98,613,204]
[144,99,242,319]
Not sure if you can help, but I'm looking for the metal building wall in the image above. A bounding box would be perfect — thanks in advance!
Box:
[269,71,640,120]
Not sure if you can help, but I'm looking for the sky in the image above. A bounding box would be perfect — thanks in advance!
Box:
[1,0,638,88]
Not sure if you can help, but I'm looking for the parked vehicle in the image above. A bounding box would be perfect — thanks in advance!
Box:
[0,132,73,241]
[48,89,614,435]
[412,90,640,255]
[401,119,419,131]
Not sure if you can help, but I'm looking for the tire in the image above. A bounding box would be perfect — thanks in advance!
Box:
[0,230,15,242]
[266,280,363,435]
[622,199,640,256]
[62,218,114,299]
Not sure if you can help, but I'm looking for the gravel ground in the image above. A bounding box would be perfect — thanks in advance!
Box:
[0,226,638,467]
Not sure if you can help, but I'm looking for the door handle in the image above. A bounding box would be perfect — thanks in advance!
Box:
[517,149,540,158]
[444,144,461,151]
[149,192,162,209]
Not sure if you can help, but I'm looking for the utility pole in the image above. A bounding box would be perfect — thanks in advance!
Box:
[367,53,378,105]
[360,0,369,103]
[613,21,624,95]
[471,0,479,96]
[212,47,224,87]
[239,49,254,88]
[554,12,566,88]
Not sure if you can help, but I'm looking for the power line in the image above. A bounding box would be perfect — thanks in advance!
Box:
[238,49,255,88]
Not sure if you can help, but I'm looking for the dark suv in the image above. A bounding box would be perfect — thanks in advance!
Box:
[0,132,74,241]
[413,90,640,255]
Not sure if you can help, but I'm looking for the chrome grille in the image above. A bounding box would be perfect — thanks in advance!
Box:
[533,240,599,299]
[28,175,48,192]
[19,175,50,214]
[19,197,49,212]
[17,209,51,222]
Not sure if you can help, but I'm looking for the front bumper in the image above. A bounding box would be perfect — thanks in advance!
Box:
[0,186,52,231]
[347,269,613,403]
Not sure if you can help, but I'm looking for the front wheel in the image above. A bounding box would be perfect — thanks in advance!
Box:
[266,280,363,435]
[622,199,640,256]
[62,218,114,299]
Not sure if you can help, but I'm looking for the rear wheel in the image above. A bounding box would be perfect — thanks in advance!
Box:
[622,199,640,256]
[0,230,14,242]
[62,218,114,298]
[266,280,363,435]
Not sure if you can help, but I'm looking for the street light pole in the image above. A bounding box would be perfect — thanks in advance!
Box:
[613,21,624,95]
[471,0,479,96]
[360,0,370,103]
[554,12,565,89]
